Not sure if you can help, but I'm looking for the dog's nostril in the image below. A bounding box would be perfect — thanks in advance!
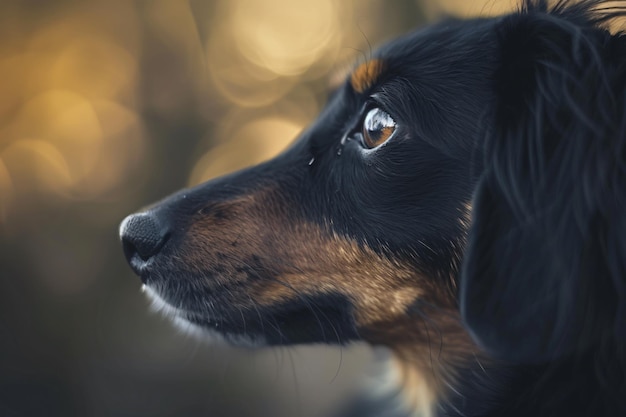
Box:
[119,213,169,263]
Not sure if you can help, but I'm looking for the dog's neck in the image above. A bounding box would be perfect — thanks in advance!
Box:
[361,306,481,417]
[368,310,625,417]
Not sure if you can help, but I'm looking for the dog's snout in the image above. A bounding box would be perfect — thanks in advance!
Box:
[120,213,169,272]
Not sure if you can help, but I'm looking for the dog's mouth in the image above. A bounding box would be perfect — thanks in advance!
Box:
[125,252,153,278]
[140,284,267,346]
[141,283,359,347]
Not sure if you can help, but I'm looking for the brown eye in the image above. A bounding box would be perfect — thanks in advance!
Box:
[362,107,396,149]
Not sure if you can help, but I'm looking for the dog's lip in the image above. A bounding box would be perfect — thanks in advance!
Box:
[127,253,154,281]
[182,312,224,330]
[142,284,215,320]
[141,284,248,337]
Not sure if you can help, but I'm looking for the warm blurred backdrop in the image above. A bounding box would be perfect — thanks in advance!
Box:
[0,1,516,416]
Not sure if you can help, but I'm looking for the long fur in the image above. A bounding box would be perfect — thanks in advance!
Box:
[458,1,626,415]
[120,1,626,416]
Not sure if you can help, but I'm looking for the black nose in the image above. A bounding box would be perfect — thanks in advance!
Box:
[119,212,169,269]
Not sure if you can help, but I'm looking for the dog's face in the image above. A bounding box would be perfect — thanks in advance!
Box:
[120,0,626,373]
[120,18,495,350]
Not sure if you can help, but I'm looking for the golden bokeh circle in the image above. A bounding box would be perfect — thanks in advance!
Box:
[189,116,304,185]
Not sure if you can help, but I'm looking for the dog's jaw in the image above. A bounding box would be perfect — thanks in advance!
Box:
[141,284,268,348]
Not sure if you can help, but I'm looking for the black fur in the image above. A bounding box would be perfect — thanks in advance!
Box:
[462,0,626,363]
[458,1,626,415]
[121,1,626,415]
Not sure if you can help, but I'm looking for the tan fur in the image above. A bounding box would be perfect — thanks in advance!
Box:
[350,59,386,93]
[181,188,480,412]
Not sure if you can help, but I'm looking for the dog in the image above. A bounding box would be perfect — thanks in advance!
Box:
[119,0,626,415]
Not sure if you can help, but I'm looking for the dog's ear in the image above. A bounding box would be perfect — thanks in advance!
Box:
[460,9,626,363]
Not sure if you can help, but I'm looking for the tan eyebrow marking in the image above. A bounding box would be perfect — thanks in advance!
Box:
[350,59,385,93]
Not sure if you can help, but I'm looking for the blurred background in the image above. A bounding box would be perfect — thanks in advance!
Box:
[0,0,516,416]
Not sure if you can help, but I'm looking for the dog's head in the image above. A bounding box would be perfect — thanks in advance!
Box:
[120,17,492,355]
[120,0,626,371]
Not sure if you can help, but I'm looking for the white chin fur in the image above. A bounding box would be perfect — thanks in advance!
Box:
[141,284,266,348]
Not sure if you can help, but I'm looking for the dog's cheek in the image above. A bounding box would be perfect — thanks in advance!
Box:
[183,205,427,312]
[248,237,425,311]
[172,190,465,342]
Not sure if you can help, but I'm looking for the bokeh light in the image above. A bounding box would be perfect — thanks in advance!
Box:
[0,3,143,219]
[229,0,341,76]
[189,116,304,184]
[421,0,516,16]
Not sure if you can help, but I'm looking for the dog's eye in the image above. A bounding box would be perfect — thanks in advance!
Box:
[361,107,396,149]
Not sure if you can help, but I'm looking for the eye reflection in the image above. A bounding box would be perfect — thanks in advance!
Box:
[362,107,396,149]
